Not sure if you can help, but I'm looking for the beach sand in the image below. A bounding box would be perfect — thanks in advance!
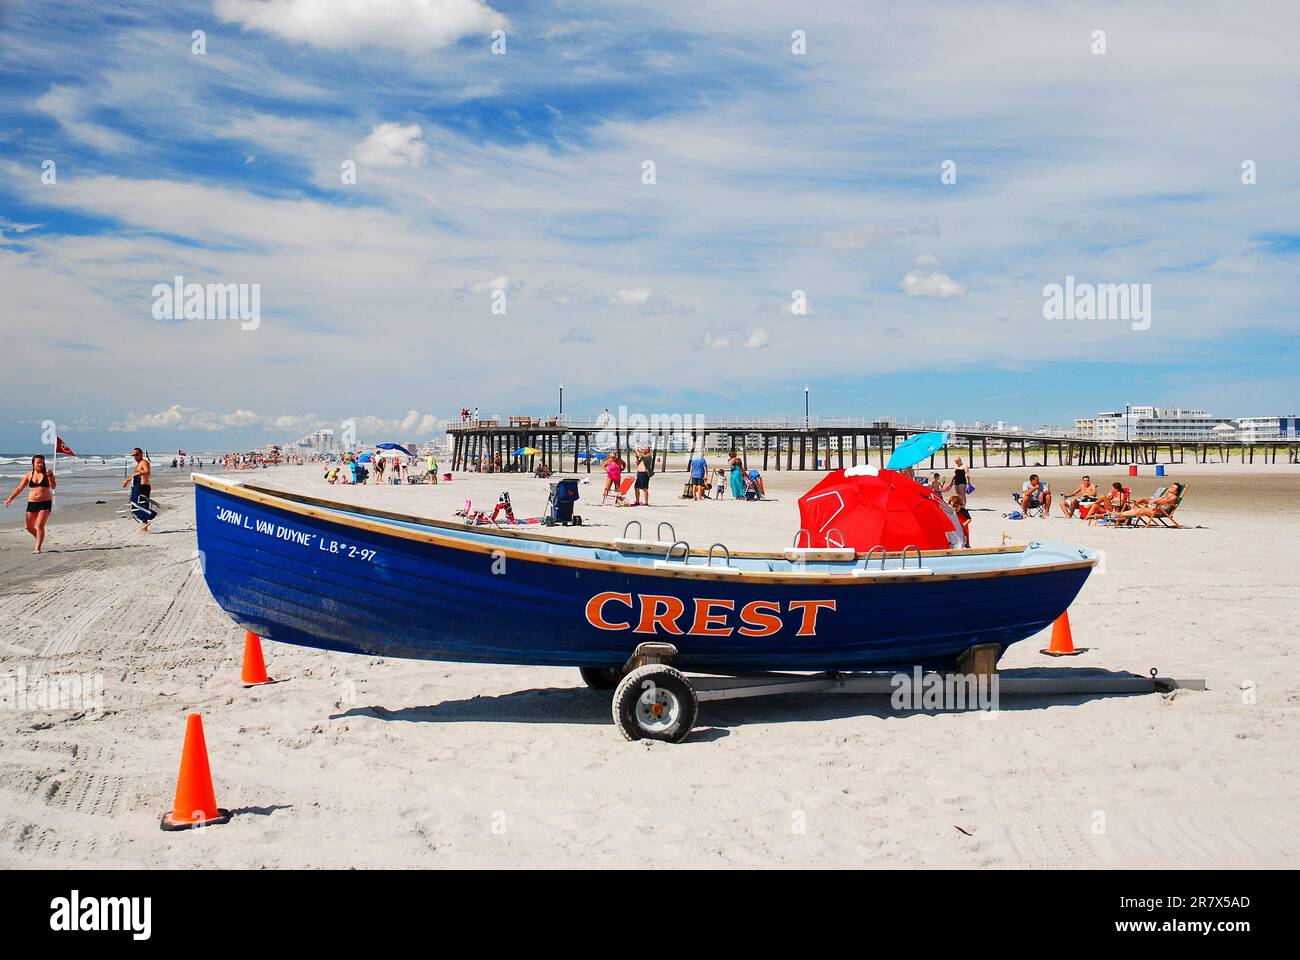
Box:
[2,460,1298,867]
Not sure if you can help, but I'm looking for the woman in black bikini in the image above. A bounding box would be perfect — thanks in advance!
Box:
[944,457,971,508]
[5,454,56,554]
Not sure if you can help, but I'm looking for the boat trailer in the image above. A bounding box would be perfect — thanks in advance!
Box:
[593,642,1207,743]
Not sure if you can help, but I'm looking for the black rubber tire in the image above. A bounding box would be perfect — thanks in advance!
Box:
[612,665,698,743]
[579,666,622,690]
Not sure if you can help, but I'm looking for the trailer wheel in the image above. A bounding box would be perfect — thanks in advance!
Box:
[612,665,698,743]
[579,666,622,690]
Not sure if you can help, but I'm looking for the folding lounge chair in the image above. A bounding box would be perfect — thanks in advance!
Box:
[1112,486,1176,528]
[1086,487,1131,525]
[1140,483,1187,528]
[610,477,634,506]
[116,492,161,525]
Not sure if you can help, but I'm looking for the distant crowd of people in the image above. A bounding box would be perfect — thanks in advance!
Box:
[324,451,442,486]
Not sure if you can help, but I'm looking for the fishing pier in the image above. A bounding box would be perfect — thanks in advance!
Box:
[446,417,1297,473]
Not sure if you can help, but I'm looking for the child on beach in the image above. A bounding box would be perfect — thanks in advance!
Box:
[948,494,971,547]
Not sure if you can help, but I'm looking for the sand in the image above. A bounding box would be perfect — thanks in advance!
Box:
[1,460,1298,867]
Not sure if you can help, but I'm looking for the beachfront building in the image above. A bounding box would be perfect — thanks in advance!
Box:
[1232,416,1300,442]
[1074,406,1227,442]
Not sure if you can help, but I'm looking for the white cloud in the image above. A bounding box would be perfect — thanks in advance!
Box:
[0,219,41,245]
[462,275,517,294]
[214,0,507,54]
[108,405,444,439]
[609,287,651,306]
[355,122,428,167]
[701,334,731,350]
[111,405,271,433]
[745,328,770,349]
[902,255,966,299]
[35,85,135,153]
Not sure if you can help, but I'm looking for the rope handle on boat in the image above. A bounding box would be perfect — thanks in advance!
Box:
[623,520,643,540]
[792,528,812,548]
[707,543,732,568]
[825,528,846,549]
[664,540,690,563]
[657,522,676,543]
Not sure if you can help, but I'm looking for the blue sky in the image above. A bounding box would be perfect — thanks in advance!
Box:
[1,0,1297,451]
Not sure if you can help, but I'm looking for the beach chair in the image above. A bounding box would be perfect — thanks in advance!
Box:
[1111,486,1173,527]
[610,477,634,506]
[117,491,161,525]
[1139,483,1187,528]
[1012,490,1047,518]
[1086,487,1130,525]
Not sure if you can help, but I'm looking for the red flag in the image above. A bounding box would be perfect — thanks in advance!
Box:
[55,436,76,457]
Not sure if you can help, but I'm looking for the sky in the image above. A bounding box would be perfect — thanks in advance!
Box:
[1,0,1297,452]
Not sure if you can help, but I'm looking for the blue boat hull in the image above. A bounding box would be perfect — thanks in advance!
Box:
[195,479,1094,672]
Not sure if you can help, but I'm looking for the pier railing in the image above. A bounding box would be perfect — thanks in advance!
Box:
[447,415,1079,439]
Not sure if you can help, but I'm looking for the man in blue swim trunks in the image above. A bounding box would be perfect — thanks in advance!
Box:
[122,447,155,532]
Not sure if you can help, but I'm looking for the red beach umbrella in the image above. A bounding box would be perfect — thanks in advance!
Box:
[797,466,963,551]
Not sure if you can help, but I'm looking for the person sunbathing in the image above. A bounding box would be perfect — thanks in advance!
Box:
[1087,481,1126,517]
[1113,483,1181,521]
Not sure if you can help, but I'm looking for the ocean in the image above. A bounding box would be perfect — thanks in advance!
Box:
[0,454,226,526]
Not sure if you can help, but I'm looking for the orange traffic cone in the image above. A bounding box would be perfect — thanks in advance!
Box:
[241,630,272,685]
[160,713,232,831]
[1040,611,1086,656]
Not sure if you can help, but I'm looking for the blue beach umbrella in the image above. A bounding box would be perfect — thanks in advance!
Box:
[887,431,949,470]
[577,452,609,460]
[376,443,414,456]
[357,453,373,463]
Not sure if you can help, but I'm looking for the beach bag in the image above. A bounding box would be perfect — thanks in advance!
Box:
[966,484,975,494]
[681,481,693,499]
[1004,510,1023,520]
